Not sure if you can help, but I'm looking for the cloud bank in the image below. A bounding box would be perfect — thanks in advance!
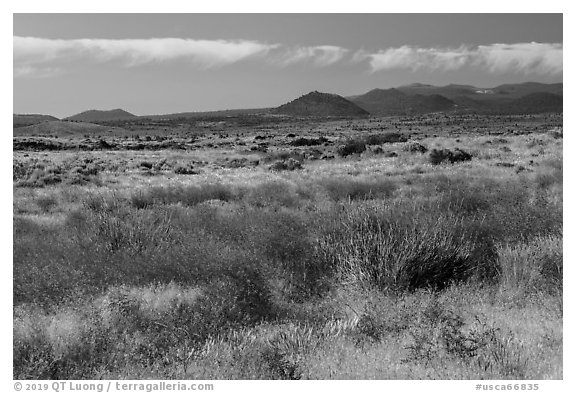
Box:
[14,36,562,77]
[365,43,562,75]
[270,45,348,67]
[14,36,277,69]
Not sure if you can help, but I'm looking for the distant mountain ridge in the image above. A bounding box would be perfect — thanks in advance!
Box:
[350,88,456,115]
[395,82,563,99]
[349,82,563,115]
[14,82,562,124]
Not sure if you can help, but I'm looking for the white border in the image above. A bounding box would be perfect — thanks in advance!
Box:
[3,3,572,392]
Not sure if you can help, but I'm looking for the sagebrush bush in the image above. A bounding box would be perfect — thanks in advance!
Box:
[317,204,500,291]
[173,164,197,175]
[429,148,472,165]
[289,137,328,147]
[404,141,428,153]
[336,139,366,157]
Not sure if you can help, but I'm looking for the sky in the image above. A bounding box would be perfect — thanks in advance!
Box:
[13,14,563,117]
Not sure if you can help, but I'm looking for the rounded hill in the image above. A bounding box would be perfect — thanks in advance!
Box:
[64,109,136,122]
[274,91,369,117]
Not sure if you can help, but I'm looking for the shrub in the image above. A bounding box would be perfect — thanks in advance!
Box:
[139,161,153,169]
[317,204,499,291]
[429,148,472,165]
[173,164,197,175]
[336,139,366,157]
[429,149,453,165]
[36,194,58,213]
[289,137,328,147]
[364,132,408,145]
[404,142,428,153]
[269,158,302,171]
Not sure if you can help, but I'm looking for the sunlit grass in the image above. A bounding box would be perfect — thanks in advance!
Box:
[13,129,562,379]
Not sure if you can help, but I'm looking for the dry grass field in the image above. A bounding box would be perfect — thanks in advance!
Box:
[13,113,562,379]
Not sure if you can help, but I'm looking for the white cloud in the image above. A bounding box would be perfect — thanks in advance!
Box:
[363,43,562,75]
[14,36,277,72]
[13,36,563,78]
[13,36,351,77]
[366,46,471,72]
[270,45,348,67]
[476,43,563,75]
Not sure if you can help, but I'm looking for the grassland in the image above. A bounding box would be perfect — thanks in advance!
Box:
[13,113,562,379]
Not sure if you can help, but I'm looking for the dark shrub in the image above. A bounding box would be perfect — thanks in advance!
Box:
[364,133,408,145]
[451,148,472,163]
[173,164,197,175]
[404,142,428,153]
[289,137,328,147]
[429,149,452,165]
[269,158,302,171]
[337,139,366,157]
[97,139,113,149]
[429,148,472,165]
[317,204,500,291]
[36,194,58,212]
